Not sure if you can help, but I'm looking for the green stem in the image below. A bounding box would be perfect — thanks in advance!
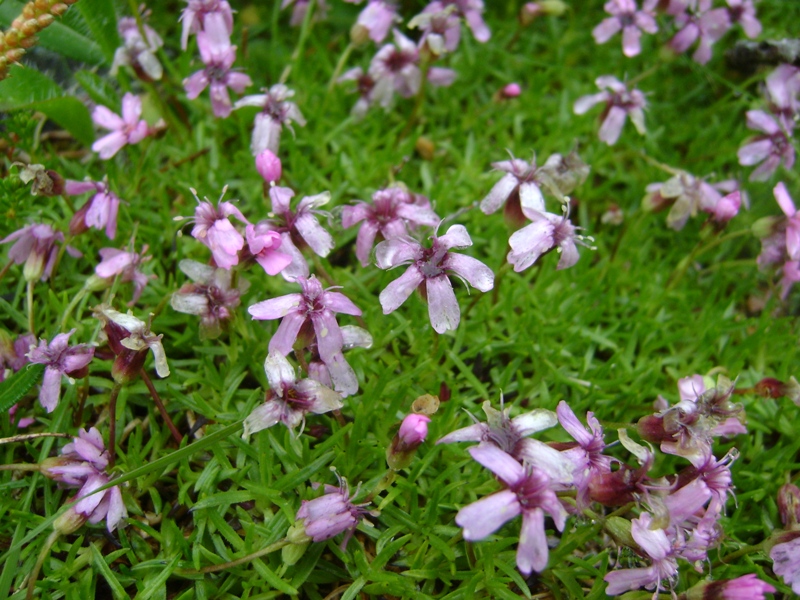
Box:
[365,469,396,503]
[0,463,41,472]
[327,41,355,93]
[667,228,751,290]
[280,0,316,85]
[107,383,123,469]
[399,57,431,140]
[27,280,35,336]
[140,369,183,444]
[60,287,87,332]
[179,538,290,574]
[712,540,766,567]
[26,530,60,600]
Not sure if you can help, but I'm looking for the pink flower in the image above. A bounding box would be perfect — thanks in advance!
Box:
[780,260,800,299]
[44,427,109,484]
[574,76,646,145]
[703,190,741,224]
[738,110,795,181]
[422,0,490,43]
[282,0,330,27]
[603,513,678,595]
[765,64,800,127]
[773,182,800,261]
[296,476,376,548]
[456,444,567,575]
[409,5,461,55]
[112,16,164,81]
[501,82,521,98]
[65,179,121,239]
[771,534,800,595]
[1,223,64,281]
[189,191,249,269]
[255,149,282,184]
[342,185,440,267]
[642,172,736,231]
[170,259,244,338]
[669,0,731,65]
[95,245,154,306]
[726,0,761,39]
[183,13,252,118]
[91,93,150,159]
[507,207,590,272]
[248,276,362,395]
[398,413,430,445]
[243,351,342,435]
[592,0,658,58]
[245,223,293,276]
[354,0,398,44]
[369,30,423,101]
[26,330,94,413]
[375,224,494,334]
[338,67,380,118]
[179,0,233,50]
[234,84,306,155]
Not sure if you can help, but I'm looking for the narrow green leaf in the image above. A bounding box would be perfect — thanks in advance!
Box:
[139,555,180,599]
[75,70,120,110]
[272,451,335,492]
[370,534,411,573]
[251,558,298,596]
[191,491,255,511]
[0,364,45,415]
[0,1,104,64]
[341,576,366,600]
[74,0,120,63]
[90,544,131,600]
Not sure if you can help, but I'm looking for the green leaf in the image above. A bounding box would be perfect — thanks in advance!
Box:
[74,0,119,63]
[90,544,131,600]
[0,1,105,64]
[75,70,119,110]
[0,363,45,415]
[191,491,255,511]
[0,66,95,145]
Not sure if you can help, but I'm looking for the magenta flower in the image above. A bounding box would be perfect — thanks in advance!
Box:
[91,93,150,159]
[354,0,398,44]
[765,64,800,127]
[668,0,731,65]
[604,513,678,595]
[338,67,380,118]
[726,0,761,38]
[245,223,293,276]
[738,110,795,181]
[1,223,64,282]
[642,172,737,231]
[375,224,494,334]
[369,29,423,101]
[501,82,521,98]
[248,276,362,395]
[255,149,282,184]
[422,0,490,43]
[456,444,567,575]
[438,400,573,484]
[170,259,244,339]
[26,330,94,413]
[189,191,249,269]
[774,182,800,261]
[112,16,164,81]
[234,84,306,155]
[179,0,233,50]
[507,207,589,272]
[183,13,252,118]
[44,427,109,485]
[388,412,432,468]
[592,0,658,58]
[703,190,741,224]
[65,179,121,239]
[296,476,376,548]
[342,185,440,267]
[243,351,343,436]
[95,246,153,306]
[574,76,646,145]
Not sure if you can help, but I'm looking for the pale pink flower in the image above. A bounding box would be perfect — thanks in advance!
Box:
[179,0,233,50]
[234,84,306,155]
[27,330,94,413]
[780,260,800,299]
[422,0,490,43]
[96,246,154,306]
[112,16,164,81]
[306,325,372,397]
[738,110,795,181]
[243,351,342,435]
[255,149,282,184]
[342,185,440,267]
[771,534,800,595]
[245,223,293,276]
[375,224,494,334]
[369,30,423,101]
[456,444,567,575]
[507,207,590,272]
[592,0,658,58]
[65,179,121,239]
[183,13,252,118]
[282,0,330,27]
[409,5,461,55]
[1,223,65,281]
[703,190,741,224]
[669,0,731,65]
[773,182,800,261]
[726,0,761,38]
[355,0,398,44]
[501,83,521,98]
[91,93,150,159]
[642,172,737,231]
[338,67,379,118]
[765,64,800,127]
[574,76,646,145]
[189,191,249,269]
[296,476,376,548]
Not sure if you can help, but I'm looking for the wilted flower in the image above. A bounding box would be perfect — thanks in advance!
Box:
[668,0,731,65]
[14,163,64,196]
[112,16,164,81]
[296,476,376,548]
[179,0,233,50]
[171,259,246,338]
[375,224,494,334]
[243,351,343,436]
[188,189,249,270]
[65,179,122,239]
[592,0,658,58]
[737,110,795,181]
[574,76,646,145]
[27,330,94,413]
[248,276,362,395]
[642,172,738,231]
[234,84,306,155]
[183,13,252,118]
[342,184,440,267]
[95,245,153,306]
[456,444,568,575]
[409,5,461,56]
[91,93,150,160]
[1,223,65,282]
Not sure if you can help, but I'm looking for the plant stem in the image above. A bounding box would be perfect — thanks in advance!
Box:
[181,538,290,574]
[327,41,355,93]
[140,369,183,443]
[364,469,396,503]
[280,0,316,85]
[108,383,123,469]
[712,540,766,567]
[27,280,35,336]
[26,530,60,600]
[0,463,41,472]
[0,433,71,446]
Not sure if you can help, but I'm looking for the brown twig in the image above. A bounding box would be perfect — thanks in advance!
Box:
[140,369,183,444]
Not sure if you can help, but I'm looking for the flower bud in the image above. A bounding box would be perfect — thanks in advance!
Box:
[53,506,88,535]
[778,483,800,529]
[755,376,800,405]
[501,83,521,98]
[282,522,311,566]
[519,3,542,26]
[636,414,673,443]
[256,149,282,184]
[350,23,370,46]
[684,575,776,600]
[387,414,430,470]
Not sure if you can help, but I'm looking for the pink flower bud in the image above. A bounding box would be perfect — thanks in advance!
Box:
[502,83,521,98]
[779,484,800,529]
[256,149,282,184]
[398,413,430,445]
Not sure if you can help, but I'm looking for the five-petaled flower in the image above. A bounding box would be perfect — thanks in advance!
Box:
[574,76,646,146]
[592,0,658,58]
[27,330,94,413]
[91,93,150,160]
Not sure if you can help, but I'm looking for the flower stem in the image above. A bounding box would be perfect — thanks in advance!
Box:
[140,369,183,444]
[400,57,431,140]
[712,540,766,567]
[327,41,355,93]
[364,469,396,503]
[107,383,123,469]
[667,228,751,290]
[179,538,290,574]
[0,463,41,472]
[26,530,60,600]
[280,0,316,85]
[27,280,35,336]
[60,287,87,332]
[0,433,71,446]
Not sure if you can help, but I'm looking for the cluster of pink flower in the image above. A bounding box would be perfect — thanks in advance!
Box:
[435,375,780,596]
[594,0,760,64]
[755,183,800,299]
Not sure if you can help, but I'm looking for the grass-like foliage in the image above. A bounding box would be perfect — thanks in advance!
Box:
[1,0,799,598]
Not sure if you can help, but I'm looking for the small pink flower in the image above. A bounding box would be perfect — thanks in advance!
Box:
[369,30,423,101]
[91,93,150,159]
[355,0,398,44]
[95,245,154,306]
[27,330,94,413]
[703,190,741,224]
[738,110,795,181]
[501,82,521,98]
[189,190,249,269]
[179,0,233,50]
[1,223,66,282]
[773,183,800,261]
[669,0,731,65]
[507,206,591,272]
[65,179,121,239]
[255,149,282,184]
[338,67,379,118]
[112,16,164,81]
[245,223,293,276]
[592,0,658,58]
[234,84,306,155]
[771,534,800,595]
[422,0,490,43]
[375,224,494,334]
[409,5,461,55]
[574,76,646,145]
[726,0,761,39]
[171,259,243,338]
[296,476,376,548]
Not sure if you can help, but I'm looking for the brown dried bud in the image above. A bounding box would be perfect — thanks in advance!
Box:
[5,48,26,63]
[415,137,435,161]
[21,18,42,38]
[35,0,50,11]
[778,484,800,529]
[755,376,800,404]
[636,414,673,443]
[19,35,38,49]
[37,14,55,28]
[588,469,638,506]
[50,3,69,16]
[411,394,440,416]
[350,23,370,46]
